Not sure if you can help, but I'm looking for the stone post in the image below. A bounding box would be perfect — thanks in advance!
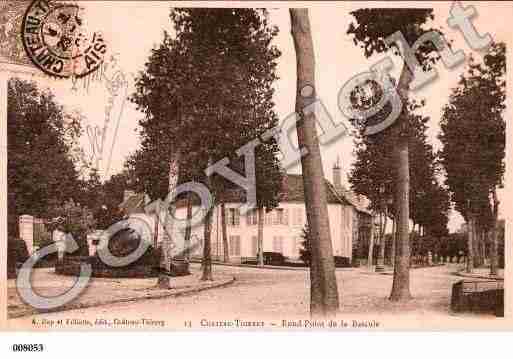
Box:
[53,230,66,261]
[19,215,34,254]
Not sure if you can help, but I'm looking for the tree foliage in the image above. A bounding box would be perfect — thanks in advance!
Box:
[347,8,447,300]
[7,78,84,236]
[130,8,283,205]
[299,224,312,266]
[439,43,505,220]
[347,8,441,68]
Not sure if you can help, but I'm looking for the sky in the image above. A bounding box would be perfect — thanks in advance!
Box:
[26,1,512,232]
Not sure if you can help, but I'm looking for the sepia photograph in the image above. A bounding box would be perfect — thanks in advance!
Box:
[0,0,511,338]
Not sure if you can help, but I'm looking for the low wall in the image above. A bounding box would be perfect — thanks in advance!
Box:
[55,256,159,278]
[451,280,504,317]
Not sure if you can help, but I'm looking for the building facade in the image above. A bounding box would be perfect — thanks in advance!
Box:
[118,166,373,263]
[180,174,364,261]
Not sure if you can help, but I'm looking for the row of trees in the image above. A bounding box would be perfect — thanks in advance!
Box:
[7,8,339,316]
[349,97,450,269]
[9,7,504,317]
[130,9,283,283]
[129,7,505,315]
[129,8,344,315]
[347,10,505,300]
[345,8,451,301]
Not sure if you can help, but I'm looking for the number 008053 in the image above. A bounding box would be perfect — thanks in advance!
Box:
[11,344,44,352]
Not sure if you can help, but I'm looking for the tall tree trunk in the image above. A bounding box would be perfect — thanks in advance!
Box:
[368,217,375,268]
[184,192,193,263]
[201,171,214,281]
[390,136,412,301]
[290,8,339,317]
[201,205,214,281]
[221,202,229,263]
[158,158,179,288]
[466,217,474,273]
[257,206,265,266]
[390,62,413,302]
[390,217,396,267]
[376,213,387,272]
[480,230,486,267]
[473,224,481,268]
[490,189,499,276]
[381,215,387,256]
[153,211,159,248]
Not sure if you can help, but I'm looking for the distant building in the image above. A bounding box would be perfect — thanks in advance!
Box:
[117,163,373,263]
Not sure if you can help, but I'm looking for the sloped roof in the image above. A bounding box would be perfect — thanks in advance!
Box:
[335,188,372,215]
[123,173,372,215]
[173,173,355,208]
[281,174,351,205]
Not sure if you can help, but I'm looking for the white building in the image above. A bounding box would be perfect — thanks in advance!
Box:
[119,165,373,264]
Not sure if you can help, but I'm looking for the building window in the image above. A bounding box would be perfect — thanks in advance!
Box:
[228,208,240,226]
[272,236,283,253]
[292,208,303,226]
[246,209,258,226]
[274,209,282,225]
[273,208,289,225]
[229,235,241,256]
[251,236,258,256]
[265,211,273,225]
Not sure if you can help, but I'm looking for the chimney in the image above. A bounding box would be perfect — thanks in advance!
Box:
[333,157,342,190]
[123,190,135,202]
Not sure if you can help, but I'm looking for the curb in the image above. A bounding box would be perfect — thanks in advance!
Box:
[190,259,307,271]
[8,276,235,319]
[189,260,354,271]
[361,264,446,276]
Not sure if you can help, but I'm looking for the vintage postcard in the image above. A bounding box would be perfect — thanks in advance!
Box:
[1,0,512,336]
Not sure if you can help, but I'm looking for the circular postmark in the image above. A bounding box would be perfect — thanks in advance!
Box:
[21,0,107,78]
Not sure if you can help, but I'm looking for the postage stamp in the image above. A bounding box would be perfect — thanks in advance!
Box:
[0,1,512,341]
[21,0,106,78]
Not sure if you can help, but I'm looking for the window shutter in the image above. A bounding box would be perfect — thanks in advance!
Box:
[273,210,279,225]
[283,209,289,225]
[235,209,240,226]
[227,208,233,226]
